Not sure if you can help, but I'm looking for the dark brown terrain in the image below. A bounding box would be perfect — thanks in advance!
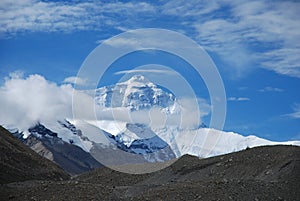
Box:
[0,126,69,184]
[1,126,299,200]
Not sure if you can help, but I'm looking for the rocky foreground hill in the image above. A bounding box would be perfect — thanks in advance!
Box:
[1,126,299,200]
[0,126,70,184]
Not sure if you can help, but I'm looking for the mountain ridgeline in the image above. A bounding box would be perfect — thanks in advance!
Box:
[3,75,300,176]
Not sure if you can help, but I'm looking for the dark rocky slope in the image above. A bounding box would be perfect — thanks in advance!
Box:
[1,125,299,200]
[76,145,300,200]
[0,126,70,184]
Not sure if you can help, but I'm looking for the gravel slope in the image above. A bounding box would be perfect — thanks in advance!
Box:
[0,126,70,184]
[1,126,299,200]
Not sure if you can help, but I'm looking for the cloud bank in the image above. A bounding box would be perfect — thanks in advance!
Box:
[0,73,209,132]
[0,73,73,132]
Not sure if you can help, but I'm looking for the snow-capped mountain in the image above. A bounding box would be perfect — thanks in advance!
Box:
[94,75,175,111]
[75,75,300,159]
[4,74,300,171]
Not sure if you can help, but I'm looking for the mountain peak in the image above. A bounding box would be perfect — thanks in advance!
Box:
[95,75,175,110]
[119,75,154,86]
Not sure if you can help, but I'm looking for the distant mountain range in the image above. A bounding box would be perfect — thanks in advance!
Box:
[3,75,300,174]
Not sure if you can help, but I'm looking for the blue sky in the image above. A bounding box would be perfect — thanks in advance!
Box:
[0,0,299,141]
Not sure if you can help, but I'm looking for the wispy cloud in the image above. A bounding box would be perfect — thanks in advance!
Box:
[108,0,300,79]
[101,33,181,50]
[228,97,250,102]
[63,76,88,86]
[162,0,220,17]
[259,86,284,92]
[1,0,299,79]
[114,69,176,75]
[0,0,155,35]
[238,87,248,91]
[191,0,300,78]
[286,103,300,119]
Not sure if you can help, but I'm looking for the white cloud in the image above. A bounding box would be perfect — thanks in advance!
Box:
[197,98,211,118]
[90,0,300,79]
[1,0,299,79]
[228,97,250,102]
[0,73,74,132]
[0,0,155,35]
[102,37,143,48]
[259,86,283,92]
[192,0,300,78]
[114,69,176,75]
[102,33,180,50]
[0,73,210,133]
[89,97,210,130]
[259,48,300,78]
[63,76,88,86]
[6,70,24,80]
[162,0,220,17]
